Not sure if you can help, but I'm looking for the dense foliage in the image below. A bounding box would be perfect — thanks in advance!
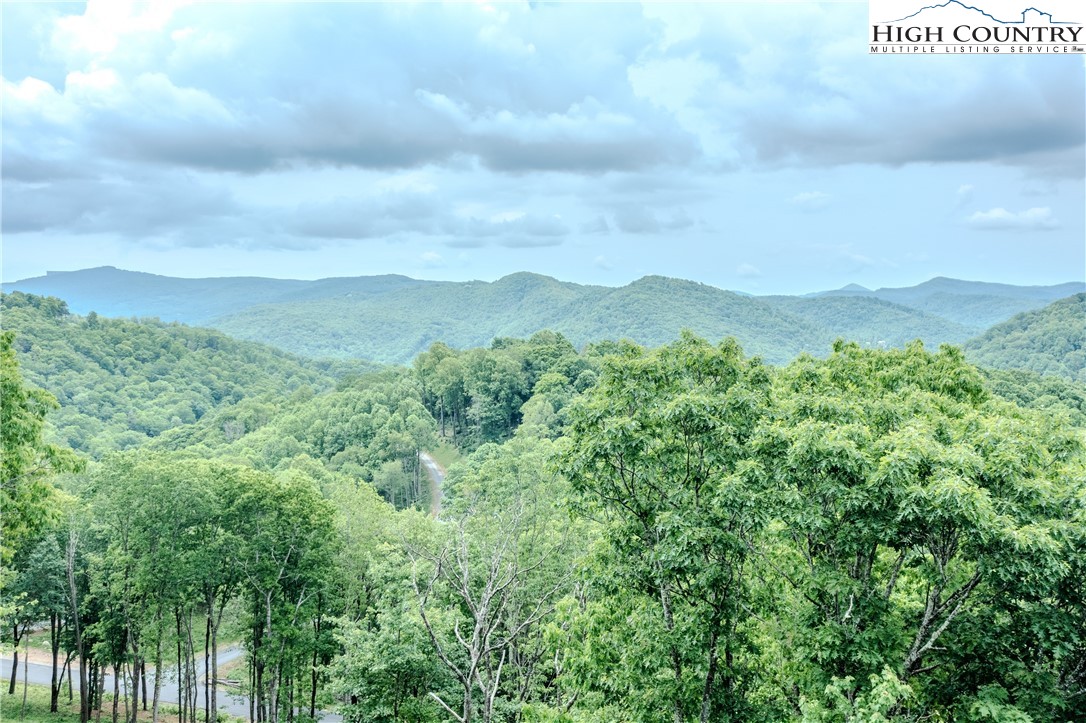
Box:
[965,293,1086,383]
[0,292,372,457]
[0,330,82,563]
[761,296,974,349]
[3,298,1084,723]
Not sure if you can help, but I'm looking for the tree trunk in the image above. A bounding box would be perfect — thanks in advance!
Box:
[96,660,105,716]
[112,667,120,723]
[8,623,20,695]
[129,641,141,723]
[186,612,197,723]
[21,634,29,717]
[212,596,227,723]
[152,632,163,723]
[51,613,62,712]
[177,612,184,723]
[265,592,279,723]
[67,530,90,723]
[204,614,211,723]
[657,581,683,723]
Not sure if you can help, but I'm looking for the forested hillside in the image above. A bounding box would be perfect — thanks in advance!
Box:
[0,292,374,456]
[3,287,1085,723]
[5,323,1084,723]
[760,294,976,348]
[209,274,961,365]
[965,293,1086,382]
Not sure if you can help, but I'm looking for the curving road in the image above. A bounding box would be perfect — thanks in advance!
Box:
[1,648,340,722]
[420,451,446,517]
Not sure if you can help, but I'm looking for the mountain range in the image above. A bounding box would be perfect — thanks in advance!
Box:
[4,267,1083,367]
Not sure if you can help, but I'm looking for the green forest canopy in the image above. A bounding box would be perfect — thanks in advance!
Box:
[2,290,1085,723]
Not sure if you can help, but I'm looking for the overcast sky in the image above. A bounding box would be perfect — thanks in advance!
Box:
[3,1,1083,295]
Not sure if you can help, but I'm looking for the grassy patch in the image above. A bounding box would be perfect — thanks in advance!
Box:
[1,683,82,723]
[428,441,460,471]
[0,684,245,723]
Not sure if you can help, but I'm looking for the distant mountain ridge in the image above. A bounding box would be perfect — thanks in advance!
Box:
[5,267,1083,366]
[4,266,430,324]
[813,276,1084,329]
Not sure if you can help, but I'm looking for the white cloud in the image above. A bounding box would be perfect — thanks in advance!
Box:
[966,207,1059,231]
[737,263,761,279]
[789,191,831,212]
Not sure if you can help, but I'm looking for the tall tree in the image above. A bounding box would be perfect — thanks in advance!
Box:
[758,341,1085,718]
[410,437,576,723]
[561,333,773,722]
[1,331,82,562]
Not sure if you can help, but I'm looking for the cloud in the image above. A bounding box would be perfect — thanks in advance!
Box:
[965,207,1060,231]
[789,191,830,212]
[613,207,693,234]
[658,4,1084,175]
[2,0,1082,265]
[284,193,442,240]
[736,263,761,279]
[614,207,660,234]
[5,3,697,178]
[954,184,974,208]
[2,171,239,242]
[582,215,610,234]
[420,251,444,268]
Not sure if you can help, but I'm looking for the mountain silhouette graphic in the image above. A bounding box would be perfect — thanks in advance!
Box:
[886,1,1077,24]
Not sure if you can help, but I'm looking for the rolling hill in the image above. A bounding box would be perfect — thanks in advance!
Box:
[964,293,1086,383]
[817,277,1085,329]
[6,267,1083,367]
[0,290,374,456]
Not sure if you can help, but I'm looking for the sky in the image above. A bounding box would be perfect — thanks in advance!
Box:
[2,1,1084,296]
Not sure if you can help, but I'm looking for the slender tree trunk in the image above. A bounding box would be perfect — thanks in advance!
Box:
[186,613,197,723]
[211,595,223,723]
[129,638,141,723]
[122,661,130,723]
[310,606,321,721]
[94,663,103,720]
[177,612,184,723]
[309,652,318,721]
[204,614,211,723]
[8,622,21,695]
[152,632,163,723]
[51,613,62,712]
[67,530,90,723]
[21,634,29,717]
[93,660,102,710]
[112,666,120,723]
[56,652,74,713]
[248,653,255,723]
[657,581,683,723]
[265,592,278,723]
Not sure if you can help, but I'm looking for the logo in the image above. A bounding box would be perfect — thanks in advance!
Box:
[870,0,1085,53]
